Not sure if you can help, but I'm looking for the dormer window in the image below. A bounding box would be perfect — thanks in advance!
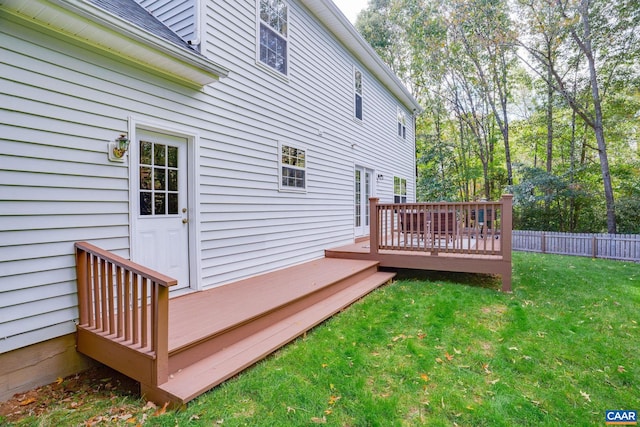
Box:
[258,0,288,75]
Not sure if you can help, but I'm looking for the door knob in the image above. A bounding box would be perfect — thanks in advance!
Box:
[182,218,189,224]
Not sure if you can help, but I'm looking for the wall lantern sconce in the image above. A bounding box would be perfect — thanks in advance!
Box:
[108,134,130,162]
[377,173,384,182]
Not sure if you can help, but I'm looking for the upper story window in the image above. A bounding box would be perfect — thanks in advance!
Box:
[354,68,363,120]
[259,0,288,75]
[397,108,406,139]
[280,143,306,191]
[394,176,407,203]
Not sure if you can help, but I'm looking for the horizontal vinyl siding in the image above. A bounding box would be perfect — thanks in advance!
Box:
[193,0,415,286]
[0,15,195,352]
[137,0,197,42]
[1,0,416,352]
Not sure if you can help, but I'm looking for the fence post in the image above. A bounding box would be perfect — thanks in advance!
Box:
[541,233,546,253]
[592,236,597,258]
[369,198,379,255]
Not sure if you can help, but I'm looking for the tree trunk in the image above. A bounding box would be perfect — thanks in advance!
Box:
[579,0,616,233]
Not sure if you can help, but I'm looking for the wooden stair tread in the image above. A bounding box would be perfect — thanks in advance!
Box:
[168,258,380,351]
[157,271,396,403]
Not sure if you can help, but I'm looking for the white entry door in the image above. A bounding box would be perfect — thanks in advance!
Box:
[133,130,190,291]
[354,166,374,237]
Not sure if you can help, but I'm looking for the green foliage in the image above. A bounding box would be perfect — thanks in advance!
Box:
[357,0,640,232]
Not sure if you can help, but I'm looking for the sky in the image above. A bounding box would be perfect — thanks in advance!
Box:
[333,0,369,24]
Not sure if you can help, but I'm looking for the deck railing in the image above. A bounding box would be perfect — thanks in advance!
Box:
[369,195,513,258]
[75,242,177,386]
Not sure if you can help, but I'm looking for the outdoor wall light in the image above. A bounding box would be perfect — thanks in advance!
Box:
[377,173,384,181]
[108,134,130,162]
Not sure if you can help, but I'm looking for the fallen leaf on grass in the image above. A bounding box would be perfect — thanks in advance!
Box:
[580,390,591,402]
[311,416,327,423]
[435,357,444,364]
[420,374,429,382]
[328,395,341,405]
[154,402,169,416]
[144,401,157,410]
[445,352,454,361]
[618,366,626,373]
[56,377,64,385]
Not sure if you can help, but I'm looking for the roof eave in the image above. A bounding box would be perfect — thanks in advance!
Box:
[1,0,229,87]
[301,0,422,114]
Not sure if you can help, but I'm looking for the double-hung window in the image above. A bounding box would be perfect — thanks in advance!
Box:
[280,143,306,190]
[394,176,407,203]
[397,107,406,139]
[354,68,363,120]
[259,0,288,75]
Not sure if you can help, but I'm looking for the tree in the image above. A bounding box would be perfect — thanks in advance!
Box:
[517,0,640,233]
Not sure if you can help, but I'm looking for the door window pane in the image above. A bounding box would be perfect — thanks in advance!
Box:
[140,192,152,216]
[154,193,166,215]
[168,146,178,168]
[154,144,166,166]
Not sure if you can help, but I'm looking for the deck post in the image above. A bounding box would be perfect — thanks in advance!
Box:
[500,194,513,292]
[153,284,170,387]
[75,244,89,325]
[369,197,379,255]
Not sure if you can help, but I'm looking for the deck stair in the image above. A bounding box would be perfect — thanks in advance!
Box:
[74,246,394,407]
[152,258,394,405]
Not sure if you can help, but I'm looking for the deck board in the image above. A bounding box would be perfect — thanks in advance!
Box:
[167,258,380,352]
[159,271,396,403]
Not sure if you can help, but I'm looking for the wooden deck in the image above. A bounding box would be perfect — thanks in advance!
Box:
[325,238,510,285]
[73,195,513,407]
[74,243,395,407]
[327,196,513,292]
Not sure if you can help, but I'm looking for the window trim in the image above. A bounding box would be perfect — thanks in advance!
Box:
[256,0,289,78]
[394,176,407,203]
[354,66,363,121]
[278,142,307,192]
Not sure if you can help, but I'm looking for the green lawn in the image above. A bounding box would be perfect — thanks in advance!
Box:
[4,252,639,426]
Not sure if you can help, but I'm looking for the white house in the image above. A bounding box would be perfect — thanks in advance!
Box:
[0,0,420,400]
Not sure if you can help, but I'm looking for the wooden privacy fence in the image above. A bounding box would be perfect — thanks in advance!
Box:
[512,231,640,262]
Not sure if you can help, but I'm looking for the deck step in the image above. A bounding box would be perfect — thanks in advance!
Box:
[154,271,395,404]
